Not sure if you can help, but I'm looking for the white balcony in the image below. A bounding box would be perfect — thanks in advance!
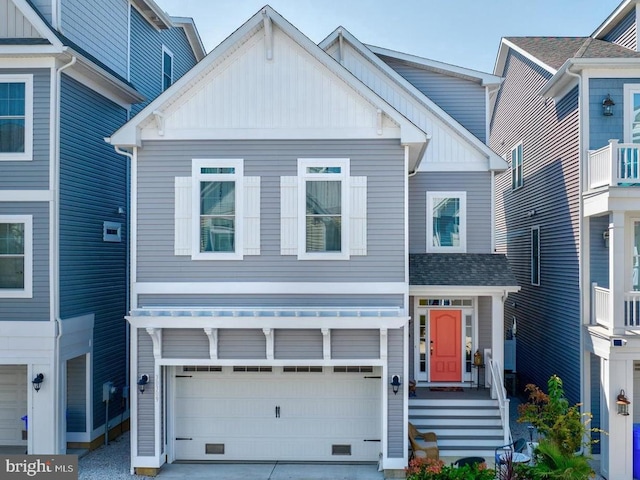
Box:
[591,283,640,333]
[588,140,640,190]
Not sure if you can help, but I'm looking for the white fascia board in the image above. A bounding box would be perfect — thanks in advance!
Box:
[157,358,387,366]
[131,0,173,29]
[0,57,56,68]
[12,0,64,48]
[409,285,520,296]
[365,44,502,86]
[0,45,64,56]
[0,190,52,202]
[500,38,557,76]
[134,281,408,295]
[171,16,206,60]
[591,0,635,39]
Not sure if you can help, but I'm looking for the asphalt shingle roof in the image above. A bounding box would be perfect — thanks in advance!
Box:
[506,36,640,70]
[409,253,518,287]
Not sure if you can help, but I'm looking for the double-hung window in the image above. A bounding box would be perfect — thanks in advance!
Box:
[162,46,173,91]
[426,191,466,253]
[0,75,33,160]
[511,143,523,190]
[0,215,32,298]
[531,226,540,286]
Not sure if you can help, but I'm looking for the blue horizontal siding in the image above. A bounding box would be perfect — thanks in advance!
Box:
[589,77,640,149]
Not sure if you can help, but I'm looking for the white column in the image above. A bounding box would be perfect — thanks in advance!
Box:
[609,211,625,334]
[491,294,505,400]
[606,358,633,480]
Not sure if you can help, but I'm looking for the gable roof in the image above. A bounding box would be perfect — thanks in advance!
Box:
[319,27,507,172]
[108,5,428,170]
[591,0,636,39]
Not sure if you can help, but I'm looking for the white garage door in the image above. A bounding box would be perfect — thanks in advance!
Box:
[0,365,27,445]
[173,366,382,461]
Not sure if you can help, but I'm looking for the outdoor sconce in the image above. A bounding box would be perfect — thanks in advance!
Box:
[32,373,44,392]
[617,389,630,416]
[137,374,149,394]
[603,94,615,116]
[603,229,610,248]
[390,375,402,395]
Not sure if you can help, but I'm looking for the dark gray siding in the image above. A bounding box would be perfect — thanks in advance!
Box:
[380,56,486,142]
[137,330,155,456]
[0,68,50,189]
[129,7,198,115]
[274,330,323,359]
[163,329,209,359]
[590,353,601,454]
[603,10,636,51]
[490,49,580,404]
[218,329,266,359]
[66,355,87,432]
[590,215,609,289]
[136,139,406,283]
[387,327,404,458]
[59,74,129,431]
[409,172,492,254]
[0,202,49,320]
[331,330,379,359]
[138,294,404,308]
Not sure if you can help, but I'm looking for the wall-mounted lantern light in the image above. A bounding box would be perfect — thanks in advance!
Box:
[32,373,44,392]
[617,389,630,416]
[603,229,610,247]
[137,374,149,394]
[603,94,615,116]
[390,375,402,395]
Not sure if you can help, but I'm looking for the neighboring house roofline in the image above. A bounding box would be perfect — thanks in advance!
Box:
[320,27,507,172]
[131,0,173,29]
[171,16,207,61]
[493,38,557,78]
[591,0,636,39]
[109,5,429,171]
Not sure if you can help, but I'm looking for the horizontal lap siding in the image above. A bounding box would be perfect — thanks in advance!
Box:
[589,78,640,149]
[409,172,492,253]
[59,74,129,431]
[490,50,580,404]
[28,0,52,23]
[381,56,486,142]
[138,294,404,308]
[590,216,609,289]
[478,297,492,351]
[603,10,636,51]
[274,329,323,359]
[387,327,404,458]
[0,68,49,189]
[163,329,209,359]
[331,329,379,359]
[136,139,405,283]
[218,329,266,359]
[0,202,49,320]
[137,330,155,456]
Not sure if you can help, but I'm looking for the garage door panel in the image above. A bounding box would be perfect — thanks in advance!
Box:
[0,366,27,445]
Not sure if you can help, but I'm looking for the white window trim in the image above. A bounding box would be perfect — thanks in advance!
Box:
[511,143,523,190]
[161,45,174,91]
[531,226,540,286]
[426,191,466,253]
[297,158,350,260]
[0,74,33,161]
[0,215,33,298]
[191,159,244,260]
[624,84,640,143]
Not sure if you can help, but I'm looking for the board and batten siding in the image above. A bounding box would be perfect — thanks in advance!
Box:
[137,330,155,456]
[59,74,129,430]
[379,55,487,143]
[387,327,404,458]
[602,10,636,51]
[135,139,405,284]
[60,0,128,79]
[0,0,41,37]
[409,172,492,254]
[129,7,197,116]
[0,202,49,320]
[490,49,581,404]
[0,68,50,189]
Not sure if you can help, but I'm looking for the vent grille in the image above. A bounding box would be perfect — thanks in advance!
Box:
[283,366,323,373]
[333,366,373,373]
[183,366,222,372]
[233,366,273,372]
[332,444,351,456]
[205,443,225,454]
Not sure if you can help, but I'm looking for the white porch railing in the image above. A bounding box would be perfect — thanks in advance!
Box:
[592,283,611,329]
[625,291,640,327]
[488,353,511,445]
[588,140,640,189]
[591,283,640,330]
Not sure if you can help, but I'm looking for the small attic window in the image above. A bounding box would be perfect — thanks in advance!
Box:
[103,222,122,242]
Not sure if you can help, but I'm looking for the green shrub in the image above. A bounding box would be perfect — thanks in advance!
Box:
[405,457,494,480]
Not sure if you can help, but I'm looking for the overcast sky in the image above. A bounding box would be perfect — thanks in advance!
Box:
[154,0,622,73]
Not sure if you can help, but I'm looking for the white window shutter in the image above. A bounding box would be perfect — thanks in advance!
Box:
[174,177,192,255]
[349,176,367,256]
[280,176,298,255]
[243,176,260,255]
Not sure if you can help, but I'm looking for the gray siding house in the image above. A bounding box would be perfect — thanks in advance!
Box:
[490,1,640,478]
[110,6,517,475]
[0,0,204,454]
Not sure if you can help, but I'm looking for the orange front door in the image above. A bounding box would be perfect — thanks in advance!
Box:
[429,309,462,382]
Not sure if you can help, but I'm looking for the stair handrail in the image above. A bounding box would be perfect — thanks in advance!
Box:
[488,353,511,445]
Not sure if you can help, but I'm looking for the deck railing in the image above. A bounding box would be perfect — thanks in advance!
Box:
[488,353,511,445]
[591,283,640,330]
[592,284,611,329]
[588,140,640,189]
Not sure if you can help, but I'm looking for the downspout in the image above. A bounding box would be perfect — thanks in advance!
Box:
[53,54,77,454]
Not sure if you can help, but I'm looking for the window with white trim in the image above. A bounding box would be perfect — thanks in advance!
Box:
[162,46,173,91]
[280,158,367,260]
[531,226,540,286]
[511,143,523,190]
[173,159,260,259]
[426,191,466,253]
[0,215,32,298]
[0,75,33,161]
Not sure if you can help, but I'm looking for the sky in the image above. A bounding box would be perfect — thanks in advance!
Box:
[153,0,623,74]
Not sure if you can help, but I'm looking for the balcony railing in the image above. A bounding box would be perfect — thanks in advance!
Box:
[588,140,640,189]
[591,283,640,331]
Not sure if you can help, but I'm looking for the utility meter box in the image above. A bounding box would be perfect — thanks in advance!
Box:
[102,381,116,402]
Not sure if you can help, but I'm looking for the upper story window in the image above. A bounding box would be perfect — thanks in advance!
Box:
[162,46,174,91]
[531,226,540,286]
[280,158,367,260]
[0,75,33,161]
[624,85,640,143]
[0,215,32,298]
[511,143,523,190]
[426,191,466,253]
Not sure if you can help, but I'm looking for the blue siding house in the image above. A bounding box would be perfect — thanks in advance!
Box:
[110,6,517,475]
[491,1,640,478]
[0,0,204,454]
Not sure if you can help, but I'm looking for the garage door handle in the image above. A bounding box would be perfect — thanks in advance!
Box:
[175,437,192,441]
[275,406,280,418]
[364,439,381,442]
